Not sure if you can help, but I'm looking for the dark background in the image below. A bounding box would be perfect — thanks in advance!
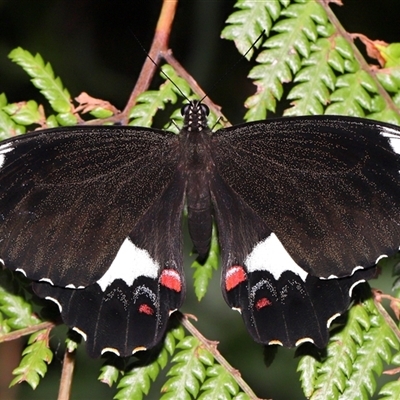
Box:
[0,1,398,399]
[0,0,398,123]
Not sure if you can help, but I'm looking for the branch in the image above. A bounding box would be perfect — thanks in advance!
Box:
[180,313,269,400]
[318,0,400,115]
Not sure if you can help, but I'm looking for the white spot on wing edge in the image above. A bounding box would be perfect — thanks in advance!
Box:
[73,327,87,341]
[0,258,4,266]
[132,346,147,355]
[321,265,367,280]
[101,347,120,356]
[245,233,308,281]
[376,254,388,264]
[326,312,341,328]
[268,339,283,346]
[45,296,62,312]
[15,268,27,277]
[295,337,314,346]
[380,126,400,155]
[97,237,159,292]
[349,279,366,297]
[39,278,54,285]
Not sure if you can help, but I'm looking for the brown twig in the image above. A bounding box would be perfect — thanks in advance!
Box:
[57,349,76,400]
[372,292,400,344]
[180,312,269,400]
[0,321,56,343]
[120,0,178,123]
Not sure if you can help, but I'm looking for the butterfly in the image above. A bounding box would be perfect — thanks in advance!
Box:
[1,100,400,357]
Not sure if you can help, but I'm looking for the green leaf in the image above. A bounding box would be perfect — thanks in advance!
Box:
[3,100,43,125]
[114,353,162,400]
[379,381,400,400]
[192,224,220,301]
[99,364,120,387]
[326,69,378,116]
[8,47,73,115]
[198,364,241,399]
[0,93,26,139]
[339,309,399,400]
[305,303,371,399]
[285,38,340,116]
[89,107,114,119]
[0,274,40,330]
[10,330,53,389]
[297,351,321,398]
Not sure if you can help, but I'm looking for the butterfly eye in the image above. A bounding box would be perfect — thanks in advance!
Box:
[200,104,209,116]
[181,104,190,116]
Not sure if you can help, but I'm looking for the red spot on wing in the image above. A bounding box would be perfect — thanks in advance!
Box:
[139,304,154,315]
[225,266,247,291]
[255,297,272,310]
[160,269,182,292]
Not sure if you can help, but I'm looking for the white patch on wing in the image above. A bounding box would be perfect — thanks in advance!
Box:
[0,143,13,169]
[245,233,308,281]
[0,258,4,266]
[97,237,159,292]
[380,126,400,155]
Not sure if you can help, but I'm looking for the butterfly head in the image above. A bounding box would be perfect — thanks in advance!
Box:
[181,100,210,133]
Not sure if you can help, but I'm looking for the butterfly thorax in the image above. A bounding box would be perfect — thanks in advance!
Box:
[179,101,214,261]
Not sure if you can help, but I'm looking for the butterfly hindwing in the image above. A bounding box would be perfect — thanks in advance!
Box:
[0,125,186,356]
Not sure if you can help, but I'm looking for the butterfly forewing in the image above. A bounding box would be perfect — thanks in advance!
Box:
[211,116,400,278]
[0,125,186,357]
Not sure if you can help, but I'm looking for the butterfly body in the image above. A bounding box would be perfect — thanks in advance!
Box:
[1,101,400,356]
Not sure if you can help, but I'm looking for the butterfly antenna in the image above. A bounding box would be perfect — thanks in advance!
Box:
[130,31,191,103]
[200,30,265,103]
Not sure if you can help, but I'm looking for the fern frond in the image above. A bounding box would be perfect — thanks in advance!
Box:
[285,37,339,116]
[3,100,43,126]
[8,47,76,125]
[0,93,26,139]
[306,302,370,400]
[161,335,213,399]
[198,364,244,400]
[339,306,399,399]
[114,324,184,399]
[221,0,285,59]
[244,0,327,120]
[10,329,53,389]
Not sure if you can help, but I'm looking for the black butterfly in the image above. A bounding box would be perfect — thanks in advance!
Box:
[1,100,399,357]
